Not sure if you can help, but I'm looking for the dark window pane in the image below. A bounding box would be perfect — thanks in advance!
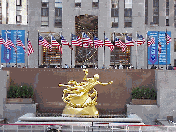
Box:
[42,2,48,7]
[153,0,159,7]
[124,8,132,17]
[111,8,118,17]
[124,22,132,28]
[175,59,176,66]
[41,8,49,16]
[75,3,81,7]
[55,8,62,17]
[166,9,169,16]
[166,19,169,26]
[92,2,98,8]
[174,38,176,52]
[153,16,159,24]
[112,22,118,28]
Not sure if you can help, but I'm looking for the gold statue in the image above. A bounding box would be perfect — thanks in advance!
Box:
[58,69,113,117]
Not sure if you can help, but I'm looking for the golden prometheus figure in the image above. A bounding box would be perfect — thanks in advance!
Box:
[58,69,113,117]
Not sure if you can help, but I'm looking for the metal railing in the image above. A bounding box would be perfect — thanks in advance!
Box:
[1,124,176,132]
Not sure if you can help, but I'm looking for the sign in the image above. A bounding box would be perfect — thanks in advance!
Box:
[147,31,171,65]
[1,30,25,63]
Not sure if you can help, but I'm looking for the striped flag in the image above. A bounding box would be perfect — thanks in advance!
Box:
[27,38,34,56]
[82,32,93,47]
[39,35,51,51]
[167,34,171,45]
[0,35,11,50]
[137,34,145,46]
[125,35,134,46]
[77,36,82,46]
[105,37,114,51]
[94,36,104,48]
[7,37,17,52]
[17,36,26,53]
[71,34,79,46]
[158,41,161,54]
[119,39,127,52]
[51,35,61,52]
[61,36,69,46]
[115,38,120,47]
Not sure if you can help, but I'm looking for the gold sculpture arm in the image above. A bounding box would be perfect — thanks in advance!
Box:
[58,84,72,88]
[98,81,113,86]
[68,80,79,86]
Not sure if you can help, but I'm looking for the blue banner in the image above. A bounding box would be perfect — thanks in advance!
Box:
[147,31,171,65]
[1,30,25,63]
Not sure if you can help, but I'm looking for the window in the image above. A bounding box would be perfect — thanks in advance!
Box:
[174,38,176,52]
[111,8,118,17]
[111,17,118,28]
[111,0,118,28]
[125,0,132,8]
[124,0,132,28]
[92,0,99,8]
[55,0,62,27]
[16,0,22,6]
[75,0,81,7]
[41,0,49,26]
[152,0,159,25]
[174,59,176,66]
[145,0,148,24]
[166,19,169,26]
[16,15,22,23]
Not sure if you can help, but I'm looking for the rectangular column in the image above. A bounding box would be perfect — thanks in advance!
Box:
[8,0,16,24]
[2,0,7,24]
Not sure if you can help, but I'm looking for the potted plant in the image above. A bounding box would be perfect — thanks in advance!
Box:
[7,84,34,104]
[131,87,157,105]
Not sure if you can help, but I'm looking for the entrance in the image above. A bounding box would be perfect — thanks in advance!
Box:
[75,15,98,68]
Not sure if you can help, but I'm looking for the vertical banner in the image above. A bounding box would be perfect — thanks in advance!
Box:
[1,30,25,63]
[148,31,170,65]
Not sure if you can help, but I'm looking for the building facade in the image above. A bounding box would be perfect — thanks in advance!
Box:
[0,0,176,69]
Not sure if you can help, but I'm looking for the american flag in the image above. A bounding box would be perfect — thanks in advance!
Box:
[27,38,34,56]
[0,35,11,50]
[82,33,93,47]
[77,36,82,46]
[7,37,17,52]
[137,34,145,46]
[51,35,61,52]
[115,38,120,47]
[158,41,161,54]
[61,36,69,46]
[71,34,78,46]
[94,36,104,48]
[125,35,134,46]
[167,34,171,45]
[105,37,114,51]
[119,39,127,52]
[17,36,26,53]
[39,35,51,51]
[150,36,155,46]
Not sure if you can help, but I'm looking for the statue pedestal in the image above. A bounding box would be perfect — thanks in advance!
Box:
[62,104,99,117]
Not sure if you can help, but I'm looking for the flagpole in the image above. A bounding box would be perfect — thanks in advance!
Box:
[16,30,18,67]
[136,31,138,69]
[71,33,72,68]
[38,30,39,68]
[158,31,159,69]
[104,31,105,66]
[60,31,62,68]
[166,29,167,70]
[27,31,29,68]
[113,31,115,68]
[125,34,127,69]
[147,32,148,69]
[93,33,95,68]
[5,30,8,67]
[82,32,83,66]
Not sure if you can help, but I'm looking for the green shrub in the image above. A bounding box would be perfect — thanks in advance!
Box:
[7,84,34,98]
[131,87,157,100]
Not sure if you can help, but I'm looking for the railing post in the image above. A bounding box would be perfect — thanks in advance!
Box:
[17,125,18,132]
[85,126,86,132]
[112,126,113,132]
[44,125,45,132]
[3,125,4,132]
[31,125,32,132]
[72,125,73,132]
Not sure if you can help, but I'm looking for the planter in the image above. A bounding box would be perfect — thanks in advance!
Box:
[6,98,33,104]
[132,99,157,105]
